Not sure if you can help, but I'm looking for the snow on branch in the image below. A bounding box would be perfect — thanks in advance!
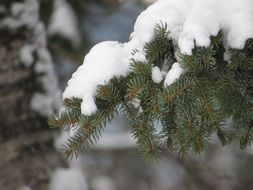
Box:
[63,0,253,116]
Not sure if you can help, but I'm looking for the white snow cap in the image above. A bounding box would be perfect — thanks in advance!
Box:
[164,63,183,87]
[63,0,253,115]
[152,66,164,84]
[63,41,131,115]
[133,0,253,54]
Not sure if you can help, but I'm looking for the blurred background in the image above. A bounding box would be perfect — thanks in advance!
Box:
[0,0,253,190]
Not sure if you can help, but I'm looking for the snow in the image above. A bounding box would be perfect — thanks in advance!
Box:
[164,62,183,87]
[20,45,34,66]
[70,125,80,138]
[48,0,81,48]
[130,98,141,108]
[63,41,131,115]
[30,23,61,117]
[223,50,232,63]
[152,66,164,84]
[129,98,144,113]
[1,0,39,29]
[31,93,55,117]
[49,168,88,190]
[64,0,253,116]
[11,3,25,17]
[132,0,253,55]
[91,176,116,190]
[0,0,61,117]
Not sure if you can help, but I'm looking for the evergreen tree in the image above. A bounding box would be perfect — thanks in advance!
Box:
[0,0,65,189]
[49,3,253,161]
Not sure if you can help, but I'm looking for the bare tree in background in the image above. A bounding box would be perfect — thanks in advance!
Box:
[0,0,65,189]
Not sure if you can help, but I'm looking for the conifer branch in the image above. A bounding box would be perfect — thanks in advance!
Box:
[49,24,253,161]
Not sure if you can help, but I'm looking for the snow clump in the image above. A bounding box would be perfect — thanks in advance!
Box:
[63,0,253,115]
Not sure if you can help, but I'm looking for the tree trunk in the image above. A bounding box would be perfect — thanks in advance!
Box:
[0,0,65,189]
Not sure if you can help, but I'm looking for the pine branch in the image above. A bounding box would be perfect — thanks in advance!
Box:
[49,23,253,161]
